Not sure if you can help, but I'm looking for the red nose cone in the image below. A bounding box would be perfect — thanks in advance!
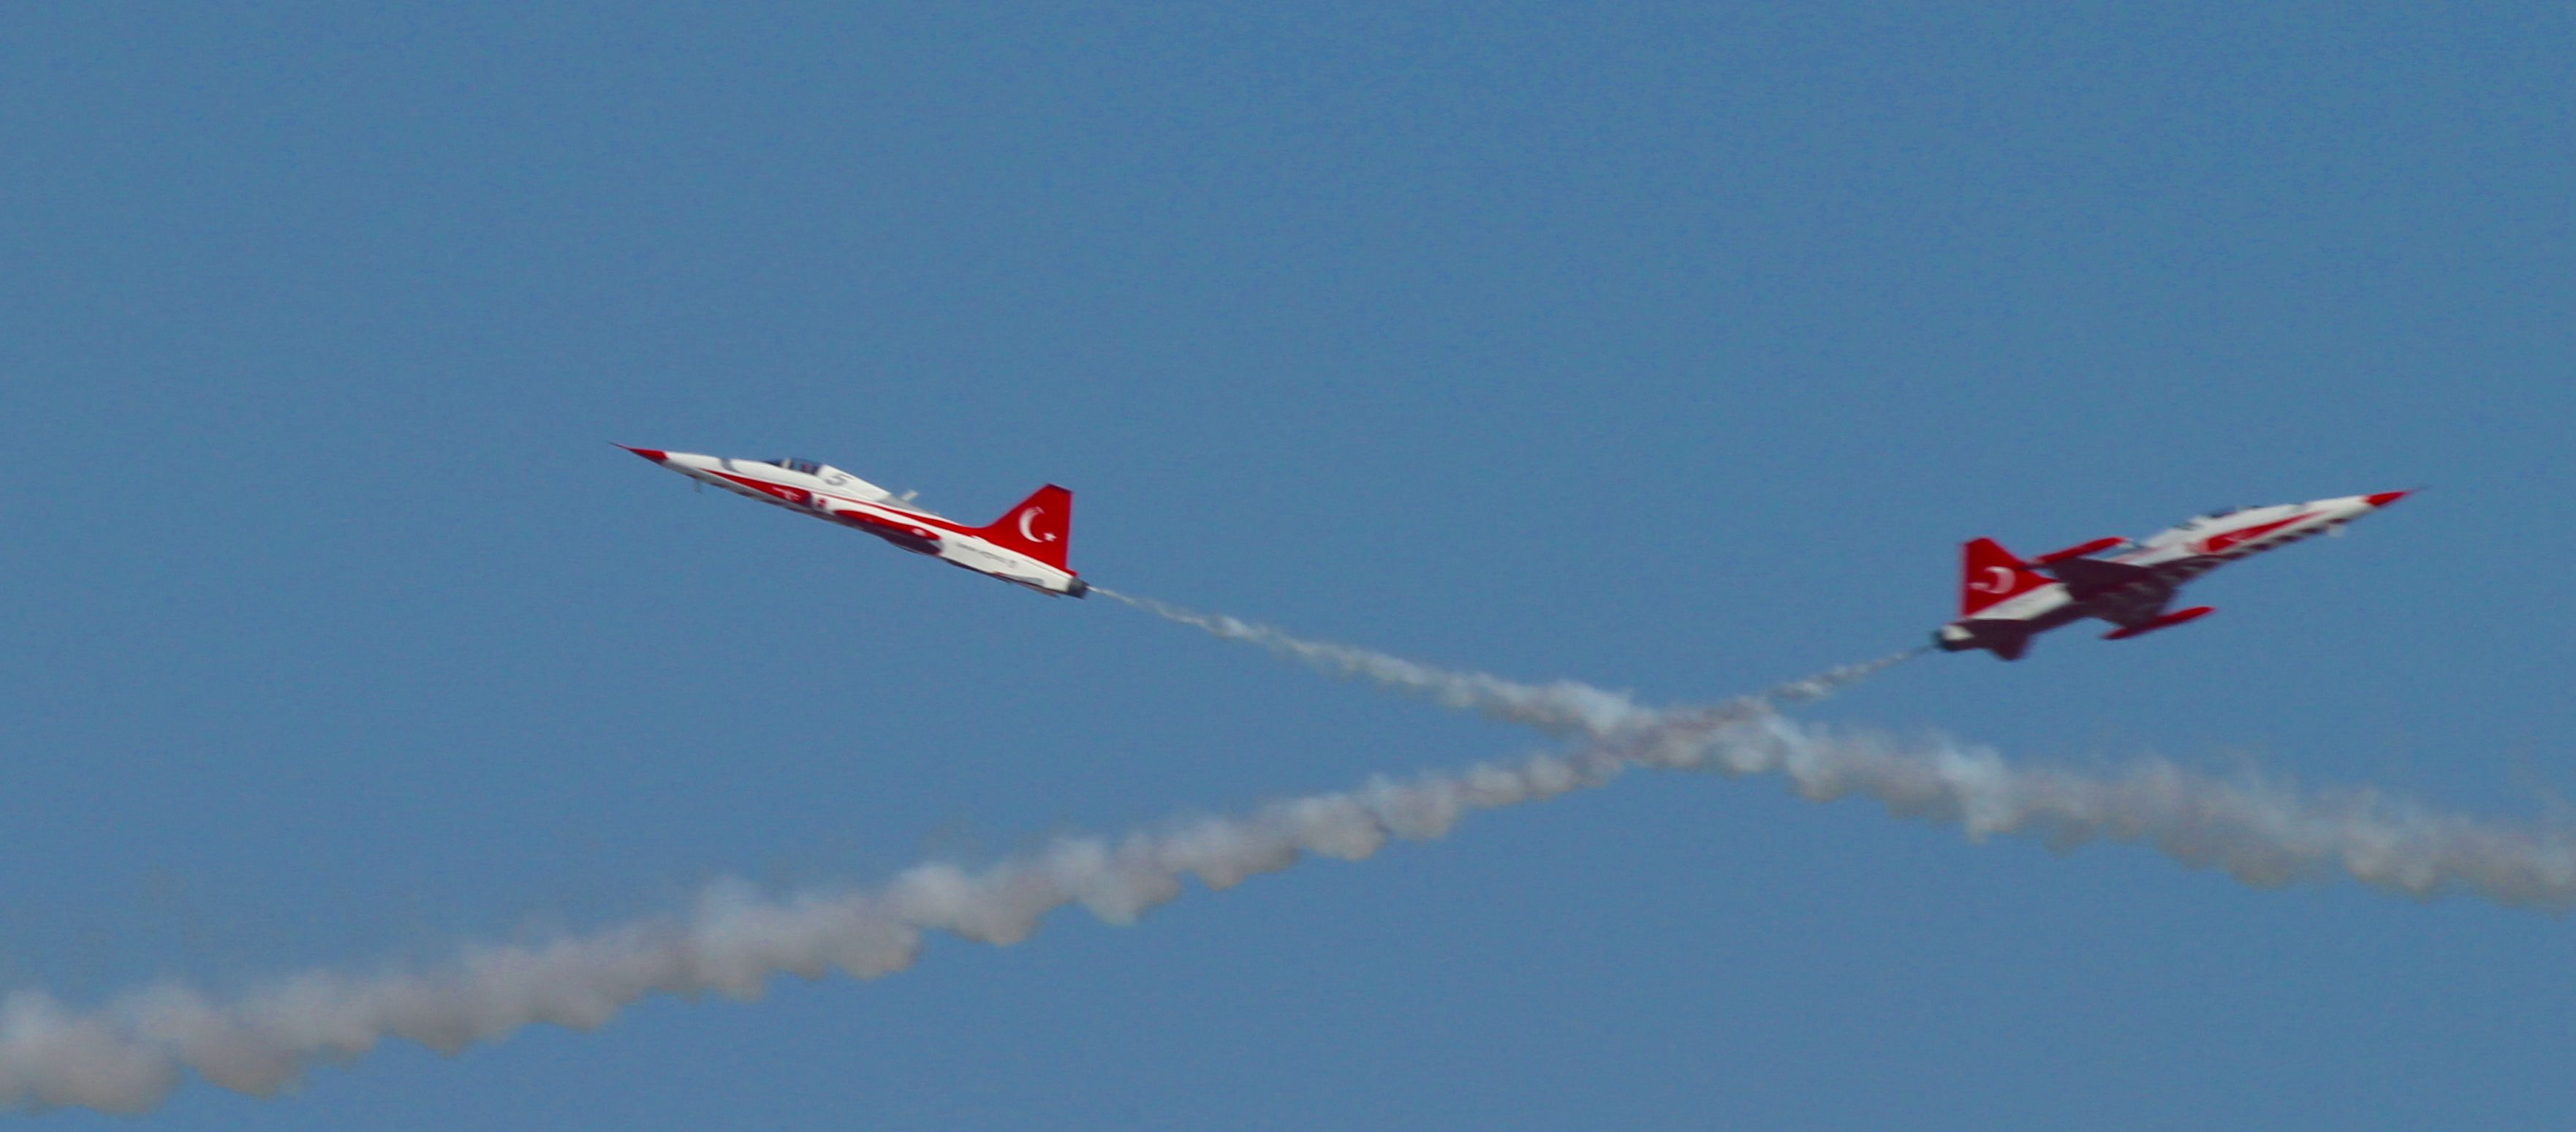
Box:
[617,445,669,464]
[2363,490,2409,507]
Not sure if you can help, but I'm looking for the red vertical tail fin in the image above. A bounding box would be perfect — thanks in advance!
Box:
[1960,538,2056,616]
[979,484,1072,570]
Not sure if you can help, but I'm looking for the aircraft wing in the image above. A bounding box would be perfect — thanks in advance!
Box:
[2041,556,2190,628]
[2042,556,2159,599]
[825,506,944,549]
[2088,586,2178,629]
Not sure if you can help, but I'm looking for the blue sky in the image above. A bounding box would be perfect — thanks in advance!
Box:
[3,2,2571,1126]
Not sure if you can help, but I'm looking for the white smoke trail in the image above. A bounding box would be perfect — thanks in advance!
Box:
[1090,588,1917,738]
[1634,718,2576,907]
[1091,588,1658,736]
[2,599,2562,1112]
[4,700,2573,1111]
[1096,589,2576,903]
[0,741,1638,1113]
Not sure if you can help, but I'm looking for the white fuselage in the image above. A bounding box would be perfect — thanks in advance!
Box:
[629,449,1086,596]
[1938,491,2406,654]
[2110,495,2387,571]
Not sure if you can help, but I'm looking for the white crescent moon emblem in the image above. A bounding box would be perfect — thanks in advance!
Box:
[1971,565,2017,594]
[1017,507,1053,543]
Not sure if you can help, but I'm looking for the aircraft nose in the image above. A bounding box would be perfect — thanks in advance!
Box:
[2363,490,2409,508]
[616,445,670,464]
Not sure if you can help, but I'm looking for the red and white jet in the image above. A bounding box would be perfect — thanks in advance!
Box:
[1935,491,2409,660]
[621,447,1087,597]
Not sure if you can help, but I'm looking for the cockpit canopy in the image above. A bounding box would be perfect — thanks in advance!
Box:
[755,457,903,506]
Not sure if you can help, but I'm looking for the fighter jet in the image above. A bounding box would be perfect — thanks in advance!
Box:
[1935,491,2409,660]
[620,447,1086,597]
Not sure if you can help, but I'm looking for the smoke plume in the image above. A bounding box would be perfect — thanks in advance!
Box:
[1089,588,1917,738]
[1102,590,2576,908]
[1,597,2564,1112]
[0,739,1643,1112]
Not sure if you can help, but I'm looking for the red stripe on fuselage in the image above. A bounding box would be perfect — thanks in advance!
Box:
[700,469,982,539]
[828,508,941,543]
[702,469,811,505]
[2196,513,2317,555]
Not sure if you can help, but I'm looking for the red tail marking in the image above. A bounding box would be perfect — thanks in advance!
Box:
[978,484,1073,570]
[1959,538,2056,617]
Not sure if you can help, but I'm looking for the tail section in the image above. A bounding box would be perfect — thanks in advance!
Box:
[1934,620,2036,660]
[977,484,1073,570]
[1959,538,2056,616]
